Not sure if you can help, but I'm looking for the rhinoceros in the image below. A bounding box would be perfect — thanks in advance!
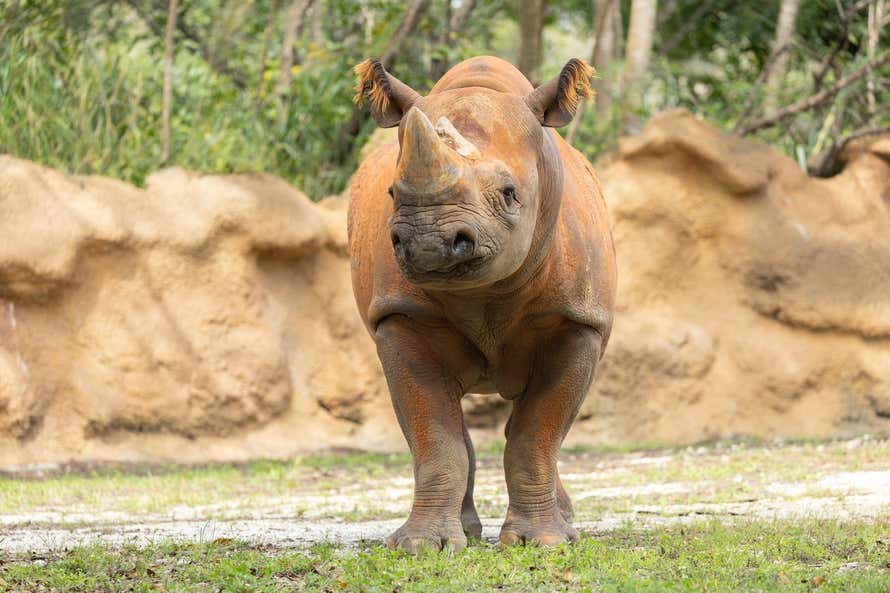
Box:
[349,56,616,552]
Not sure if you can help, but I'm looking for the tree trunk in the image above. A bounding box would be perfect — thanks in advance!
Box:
[764,0,800,113]
[620,0,657,132]
[276,0,316,122]
[380,0,428,67]
[256,0,280,100]
[592,0,619,115]
[161,0,179,164]
[331,0,429,164]
[565,0,618,144]
[310,0,323,45]
[450,0,477,32]
[612,0,623,58]
[866,0,885,122]
[517,0,546,84]
[430,0,452,80]
[430,0,478,81]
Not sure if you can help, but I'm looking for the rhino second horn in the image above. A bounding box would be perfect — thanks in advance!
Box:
[396,107,464,196]
[435,117,481,160]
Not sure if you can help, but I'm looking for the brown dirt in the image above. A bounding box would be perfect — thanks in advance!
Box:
[0,162,400,469]
[566,110,890,447]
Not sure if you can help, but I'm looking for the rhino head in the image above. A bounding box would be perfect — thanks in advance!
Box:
[354,57,593,290]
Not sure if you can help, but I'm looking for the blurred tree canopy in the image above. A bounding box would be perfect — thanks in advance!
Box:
[0,0,887,198]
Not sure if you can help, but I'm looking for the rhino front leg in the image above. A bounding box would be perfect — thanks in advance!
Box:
[500,323,601,546]
[375,316,471,553]
[505,410,574,522]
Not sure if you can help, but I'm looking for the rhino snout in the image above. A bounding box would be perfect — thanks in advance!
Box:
[391,225,478,274]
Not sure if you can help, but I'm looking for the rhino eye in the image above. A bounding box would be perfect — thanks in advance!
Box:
[387,185,394,199]
[501,184,517,209]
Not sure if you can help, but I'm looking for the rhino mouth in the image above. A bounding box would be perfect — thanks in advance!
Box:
[398,253,490,284]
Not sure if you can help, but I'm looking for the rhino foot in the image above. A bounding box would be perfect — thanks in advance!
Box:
[498,507,579,546]
[386,517,467,554]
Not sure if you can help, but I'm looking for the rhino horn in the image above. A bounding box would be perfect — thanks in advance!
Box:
[395,107,464,197]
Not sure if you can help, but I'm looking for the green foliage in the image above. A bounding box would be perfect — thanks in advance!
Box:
[567,0,889,170]
[3,520,890,592]
[0,0,516,198]
[0,0,887,200]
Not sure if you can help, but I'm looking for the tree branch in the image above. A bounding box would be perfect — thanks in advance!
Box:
[737,49,890,135]
[812,0,869,91]
[174,12,248,89]
[256,0,280,99]
[380,0,428,68]
[161,0,178,163]
[808,125,890,177]
[330,0,429,166]
[660,0,717,56]
[732,44,790,133]
[431,0,478,80]
[125,0,247,89]
[565,0,618,145]
[276,0,316,105]
[449,0,477,32]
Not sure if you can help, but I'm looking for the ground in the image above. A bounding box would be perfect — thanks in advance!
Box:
[1,436,889,591]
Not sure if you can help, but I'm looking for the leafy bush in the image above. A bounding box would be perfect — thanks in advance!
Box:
[0,0,886,199]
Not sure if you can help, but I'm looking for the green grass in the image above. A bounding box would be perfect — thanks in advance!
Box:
[2,519,889,592]
[0,6,369,199]
[295,450,411,472]
[2,439,890,591]
[0,453,409,519]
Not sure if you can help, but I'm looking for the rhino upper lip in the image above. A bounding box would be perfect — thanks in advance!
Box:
[401,254,487,279]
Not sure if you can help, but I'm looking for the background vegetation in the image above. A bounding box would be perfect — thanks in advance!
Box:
[0,0,887,199]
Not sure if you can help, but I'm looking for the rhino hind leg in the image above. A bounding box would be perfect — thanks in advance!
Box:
[376,316,477,554]
[461,423,483,539]
[557,474,574,521]
[499,324,600,546]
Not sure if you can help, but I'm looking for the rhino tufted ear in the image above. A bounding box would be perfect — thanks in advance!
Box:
[353,59,422,128]
[524,59,595,128]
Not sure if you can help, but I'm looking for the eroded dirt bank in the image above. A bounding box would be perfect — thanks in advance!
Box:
[1,110,889,468]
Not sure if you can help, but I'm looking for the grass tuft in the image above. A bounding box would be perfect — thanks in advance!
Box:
[2,520,889,592]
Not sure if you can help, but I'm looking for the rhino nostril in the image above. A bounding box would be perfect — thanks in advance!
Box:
[391,231,401,248]
[452,232,475,258]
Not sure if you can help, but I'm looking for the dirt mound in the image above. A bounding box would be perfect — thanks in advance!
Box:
[1,111,888,468]
[566,110,890,446]
[0,159,399,468]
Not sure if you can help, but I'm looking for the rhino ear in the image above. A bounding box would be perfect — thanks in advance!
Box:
[353,59,421,128]
[524,59,595,128]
